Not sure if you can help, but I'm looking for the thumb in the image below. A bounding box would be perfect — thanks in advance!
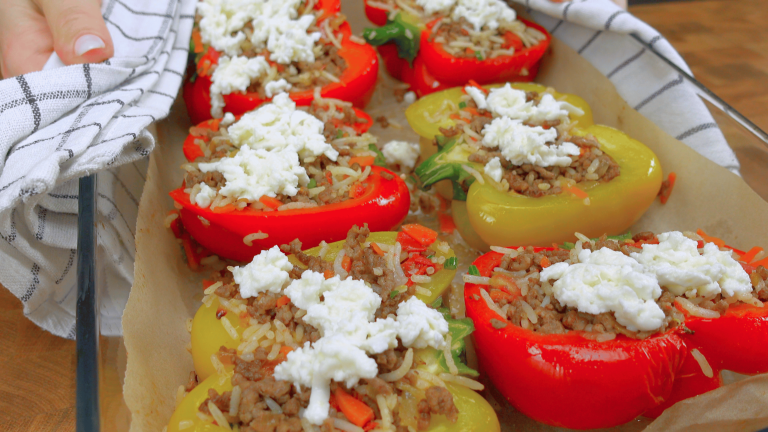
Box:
[37,0,114,65]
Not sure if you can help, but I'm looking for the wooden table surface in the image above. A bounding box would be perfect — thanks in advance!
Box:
[2,1,767,430]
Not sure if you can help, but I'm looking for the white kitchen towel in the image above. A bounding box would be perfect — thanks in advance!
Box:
[0,0,196,338]
[512,0,739,173]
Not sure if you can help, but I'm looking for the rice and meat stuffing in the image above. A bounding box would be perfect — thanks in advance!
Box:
[484,231,768,341]
[442,84,621,198]
[191,225,462,431]
[183,93,379,212]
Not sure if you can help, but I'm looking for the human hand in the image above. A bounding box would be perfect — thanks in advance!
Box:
[0,0,114,78]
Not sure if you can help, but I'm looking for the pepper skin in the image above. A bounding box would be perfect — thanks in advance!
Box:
[170,166,409,262]
[184,0,378,124]
[465,245,768,428]
[363,2,550,96]
[190,231,456,381]
[409,83,662,249]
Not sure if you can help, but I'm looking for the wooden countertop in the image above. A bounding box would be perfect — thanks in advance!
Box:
[2,1,767,430]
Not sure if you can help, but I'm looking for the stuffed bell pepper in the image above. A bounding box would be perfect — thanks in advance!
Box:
[410,82,662,251]
[170,93,409,262]
[184,0,379,124]
[362,0,550,97]
[168,224,500,432]
[463,230,768,429]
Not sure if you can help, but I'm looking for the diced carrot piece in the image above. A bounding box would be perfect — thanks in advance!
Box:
[350,183,366,199]
[502,31,523,50]
[563,184,589,199]
[323,270,335,279]
[342,256,352,272]
[401,224,439,246]
[751,256,768,268]
[449,113,463,120]
[465,47,474,55]
[740,246,764,264]
[540,256,551,268]
[371,243,386,256]
[259,196,284,210]
[208,119,221,132]
[279,345,293,356]
[182,236,199,271]
[696,229,726,248]
[438,213,456,234]
[192,29,203,53]
[211,203,239,213]
[659,172,676,204]
[349,156,375,167]
[276,295,291,308]
[325,171,334,185]
[202,280,216,290]
[334,387,375,428]
[489,289,513,302]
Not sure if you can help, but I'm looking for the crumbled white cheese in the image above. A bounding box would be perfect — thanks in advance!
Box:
[395,297,449,349]
[542,248,664,332]
[231,246,293,298]
[415,0,456,15]
[226,93,338,161]
[482,117,580,167]
[198,146,308,201]
[257,14,322,64]
[484,156,503,183]
[404,91,417,105]
[209,56,270,118]
[527,93,584,125]
[193,183,218,208]
[274,335,379,425]
[632,231,752,298]
[221,112,236,126]
[451,0,517,32]
[197,0,261,56]
[382,140,420,170]
[483,84,533,120]
[465,86,490,110]
[279,271,450,424]
[264,78,293,98]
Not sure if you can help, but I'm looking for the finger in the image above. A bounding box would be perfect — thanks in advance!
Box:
[36,0,114,65]
[0,0,55,77]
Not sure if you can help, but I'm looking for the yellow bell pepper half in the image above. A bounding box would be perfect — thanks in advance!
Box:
[408,83,662,248]
[174,232,498,431]
[191,232,457,381]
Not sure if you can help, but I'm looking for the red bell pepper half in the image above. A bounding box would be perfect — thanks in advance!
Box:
[183,0,379,124]
[464,245,768,429]
[170,165,409,262]
[363,1,550,96]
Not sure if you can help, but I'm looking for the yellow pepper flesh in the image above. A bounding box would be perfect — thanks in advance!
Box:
[173,231,497,431]
[467,124,662,247]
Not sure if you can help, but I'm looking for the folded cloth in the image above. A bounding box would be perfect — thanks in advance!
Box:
[512,0,739,173]
[0,0,195,338]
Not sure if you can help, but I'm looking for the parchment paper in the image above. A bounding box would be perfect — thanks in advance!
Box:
[122,1,768,430]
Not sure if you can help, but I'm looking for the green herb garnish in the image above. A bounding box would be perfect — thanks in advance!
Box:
[458,101,467,109]
[307,179,317,189]
[444,256,458,270]
[468,265,479,276]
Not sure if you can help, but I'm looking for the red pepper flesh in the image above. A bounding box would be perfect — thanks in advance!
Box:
[170,166,409,262]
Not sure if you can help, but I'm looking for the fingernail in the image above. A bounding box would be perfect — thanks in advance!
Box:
[74,34,106,57]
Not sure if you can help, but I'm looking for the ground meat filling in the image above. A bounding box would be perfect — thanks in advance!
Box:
[453,91,621,198]
[194,7,349,97]
[487,233,768,340]
[184,102,376,211]
[195,227,458,430]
